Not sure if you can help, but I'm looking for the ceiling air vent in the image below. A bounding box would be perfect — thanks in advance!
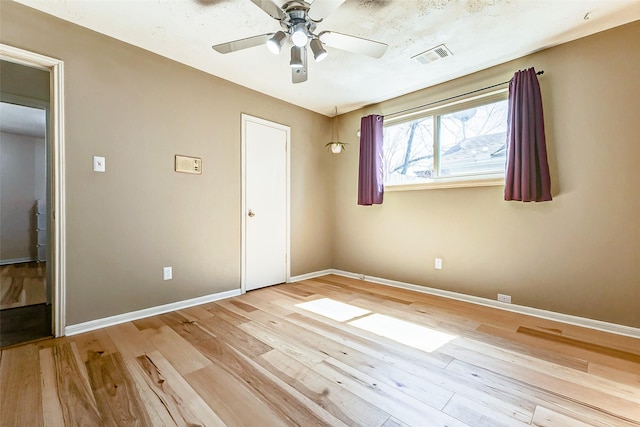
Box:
[412,44,453,64]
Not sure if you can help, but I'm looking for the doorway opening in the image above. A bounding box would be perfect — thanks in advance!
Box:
[0,45,66,346]
[0,99,51,346]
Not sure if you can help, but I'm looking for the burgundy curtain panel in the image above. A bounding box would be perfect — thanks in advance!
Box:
[358,114,384,206]
[504,68,552,202]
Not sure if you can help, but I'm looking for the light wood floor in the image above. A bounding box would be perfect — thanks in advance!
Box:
[1,274,639,426]
[0,262,47,310]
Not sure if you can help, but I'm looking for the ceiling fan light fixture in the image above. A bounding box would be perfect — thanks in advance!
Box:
[310,38,328,62]
[291,22,309,47]
[290,46,304,68]
[266,31,287,54]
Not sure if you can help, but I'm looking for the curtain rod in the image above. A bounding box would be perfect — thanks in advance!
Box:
[384,70,544,119]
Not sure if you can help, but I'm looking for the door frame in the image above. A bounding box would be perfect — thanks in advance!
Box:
[240,114,290,293]
[0,44,66,337]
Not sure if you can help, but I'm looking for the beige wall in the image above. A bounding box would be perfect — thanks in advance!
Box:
[0,2,333,325]
[332,21,640,328]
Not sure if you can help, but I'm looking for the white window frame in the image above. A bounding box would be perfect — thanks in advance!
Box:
[384,89,508,191]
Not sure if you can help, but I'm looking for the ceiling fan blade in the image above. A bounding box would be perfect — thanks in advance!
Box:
[292,49,308,84]
[212,34,273,54]
[250,0,286,20]
[319,31,388,58]
[308,0,346,21]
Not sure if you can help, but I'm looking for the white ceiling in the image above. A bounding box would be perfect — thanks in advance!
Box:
[13,0,640,116]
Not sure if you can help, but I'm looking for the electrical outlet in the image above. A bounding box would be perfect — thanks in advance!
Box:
[435,258,443,270]
[163,266,172,280]
[497,293,511,303]
[359,274,366,280]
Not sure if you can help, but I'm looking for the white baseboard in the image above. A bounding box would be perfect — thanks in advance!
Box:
[291,269,640,339]
[289,269,333,283]
[64,288,242,336]
[0,257,37,266]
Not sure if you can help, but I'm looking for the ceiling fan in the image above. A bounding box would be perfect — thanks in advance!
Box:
[212,0,388,83]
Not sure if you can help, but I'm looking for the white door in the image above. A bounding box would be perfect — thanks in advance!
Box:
[242,115,289,291]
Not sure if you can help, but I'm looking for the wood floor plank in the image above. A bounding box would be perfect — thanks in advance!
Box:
[191,332,337,426]
[47,342,103,426]
[237,348,349,427]
[272,283,317,299]
[517,325,640,363]
[445,358,640,427]
[116,352,181,426]
[240,288,301,314]
[445,336,640,405]
[478,322,640,375]
[239,319,329,367]
[205,302,252,326]
[294,279,359,301]
[132,315,167,331]
[381,417,411,427]
[257,349,391,427]
[86,350,154,426]
[0,344,44,426]
[136,350,226,426]
[73,329,119,363]
[197,312,273,359]
[588,361,640,387]
[159,310,217,343]
[531,405,593,427]
[39,346,66,426]
[185,362,288,427]
[178,305,214,321]
[474,324,590,371]
[141,325,212,375]
[105,322,157,358]
[442,393,531,426]
[314,356,469,427]
[315,275,415,305]
[227,299,259,313]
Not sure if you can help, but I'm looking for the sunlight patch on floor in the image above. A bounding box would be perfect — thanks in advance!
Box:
[295,298,371,322]
[348,313,457,353]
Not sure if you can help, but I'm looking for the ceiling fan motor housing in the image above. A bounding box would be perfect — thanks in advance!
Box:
[212,0,388,83]
[282,6,317,47]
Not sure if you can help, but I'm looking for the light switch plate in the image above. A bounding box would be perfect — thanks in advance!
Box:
[163,266,172,280]
[175,155,202,175]
[93,156,106,172]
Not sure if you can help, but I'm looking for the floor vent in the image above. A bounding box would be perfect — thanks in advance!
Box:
[412,44,453,64]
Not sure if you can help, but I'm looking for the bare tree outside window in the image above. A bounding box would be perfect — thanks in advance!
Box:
[383,97,508,186]
[383,117,434,185]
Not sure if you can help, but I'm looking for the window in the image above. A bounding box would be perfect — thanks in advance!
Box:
[383,91,508,189]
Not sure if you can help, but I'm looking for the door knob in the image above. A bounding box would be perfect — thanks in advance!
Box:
[248,209,255,217]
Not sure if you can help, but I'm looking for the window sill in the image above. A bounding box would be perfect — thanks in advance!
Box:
[385,176,504,192]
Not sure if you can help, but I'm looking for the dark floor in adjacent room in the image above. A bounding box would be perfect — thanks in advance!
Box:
[0,303,52,348]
